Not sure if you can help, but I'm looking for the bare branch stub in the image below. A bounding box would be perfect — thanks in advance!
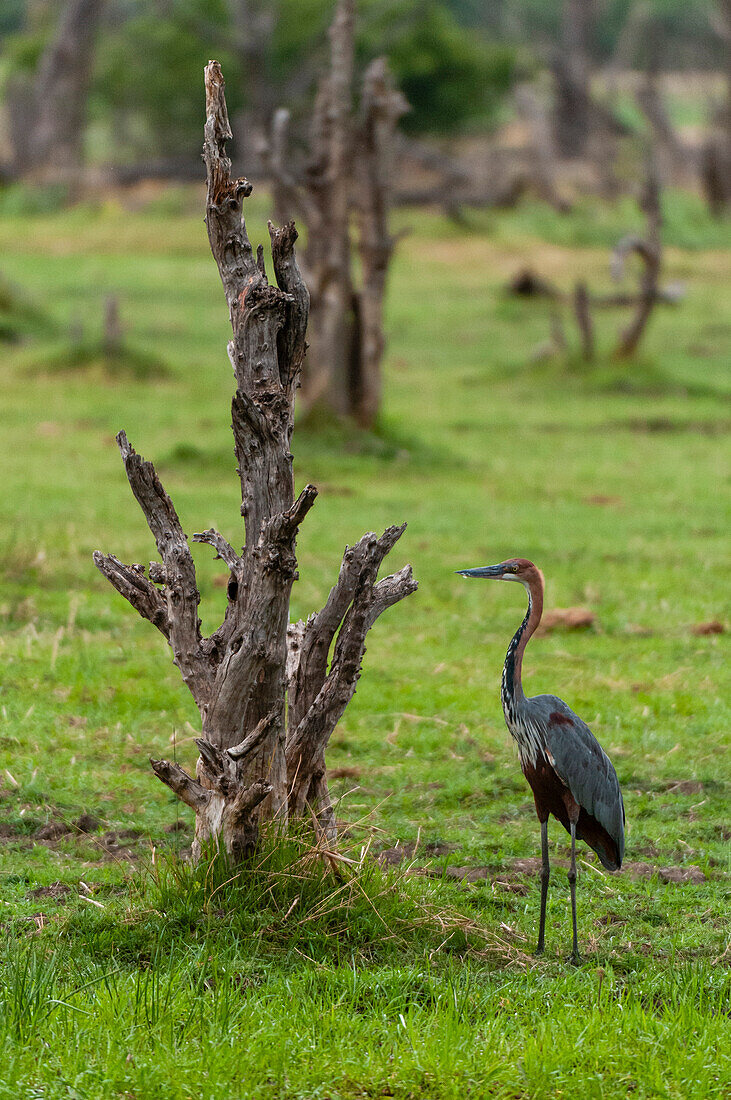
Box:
[93,553,170,638]
[149,759,209,813]
[573,282,595,363]
[192,529,240,570]
[94,60,416,860]
[92,432,210,704]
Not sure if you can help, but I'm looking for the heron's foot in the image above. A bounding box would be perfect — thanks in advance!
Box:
[568,949,582,967]
[535,943,545,957]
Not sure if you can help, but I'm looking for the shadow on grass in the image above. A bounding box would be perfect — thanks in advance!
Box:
[0,274,58,344]
[504,353,730,402]
[24,337,170,382]
[158,407,461,476]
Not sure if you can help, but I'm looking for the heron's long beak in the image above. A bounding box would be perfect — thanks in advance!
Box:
[455,564,505,579]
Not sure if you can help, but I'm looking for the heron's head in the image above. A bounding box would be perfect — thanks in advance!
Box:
[456,558,543,589]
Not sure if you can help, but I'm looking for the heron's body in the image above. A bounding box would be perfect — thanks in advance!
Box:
[457,557,625,961]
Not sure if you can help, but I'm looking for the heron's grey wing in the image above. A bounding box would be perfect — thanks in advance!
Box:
[534,695,625,865]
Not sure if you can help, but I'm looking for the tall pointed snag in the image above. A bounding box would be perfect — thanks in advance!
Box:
[94,62,416,860]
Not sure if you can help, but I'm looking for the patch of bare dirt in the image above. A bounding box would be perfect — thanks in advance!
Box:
[510,856,567,874]
[624,861,658,878]
[28,882,72,900]
[492,878,530,895]
[584,495,623,507]
[444,866,489,882]
[538,608,595,634]
[376,840,456,866]
[658,866,706,885]
[328,766,362,780]
[34,814,102,842]
[664,780,704,795]
[690,621,725,636]
[34,821,71,841]
[624,861,707,883]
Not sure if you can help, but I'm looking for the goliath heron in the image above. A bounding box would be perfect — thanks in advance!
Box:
[457,558,624,962]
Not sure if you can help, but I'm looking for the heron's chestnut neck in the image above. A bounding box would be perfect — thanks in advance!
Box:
[502,569,544,704]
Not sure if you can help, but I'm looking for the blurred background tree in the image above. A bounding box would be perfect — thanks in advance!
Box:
[0,0,518,174]
[0,0,725,186]
[0,0,727,426]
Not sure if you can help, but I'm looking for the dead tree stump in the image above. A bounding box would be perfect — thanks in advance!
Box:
[266,0,407,428]
[94,61,416,861]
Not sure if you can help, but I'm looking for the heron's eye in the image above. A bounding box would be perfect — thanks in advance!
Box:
[510,565,519,573]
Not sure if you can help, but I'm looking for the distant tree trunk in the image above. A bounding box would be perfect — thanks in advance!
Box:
[613,172,662,359]
[553,0,593,158]
[634,24,689,184]
[11,0,105,179]
[266,0,407,428]
[514,82,569,211]
[309,0,357,418]
[354,58,406,427]
[94,62,416,860]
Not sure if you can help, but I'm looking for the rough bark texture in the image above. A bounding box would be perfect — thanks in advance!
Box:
[265,0,407,427]
[95,60,416,860]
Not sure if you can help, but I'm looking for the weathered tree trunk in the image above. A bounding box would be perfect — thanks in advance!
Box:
[94,61,416,860]
[266,0,406,427]
[12,0,105,179]
[613,172,662,359]
[354,58,407,427]
[634,26,689,186]
[553,0,593,158]
[310,0,357,418]
[514,82,569,212]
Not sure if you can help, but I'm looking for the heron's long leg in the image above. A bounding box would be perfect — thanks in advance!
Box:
[568,820,580,964]
[536,818,550,955]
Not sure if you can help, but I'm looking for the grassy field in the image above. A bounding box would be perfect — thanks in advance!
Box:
[0,186,729,1098]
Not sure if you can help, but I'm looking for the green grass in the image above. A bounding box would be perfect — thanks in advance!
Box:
[0,189,729,1098]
